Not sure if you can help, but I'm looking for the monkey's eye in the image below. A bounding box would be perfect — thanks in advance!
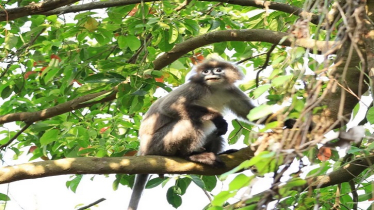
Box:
[213,68,224,74]
[202,69,210,75]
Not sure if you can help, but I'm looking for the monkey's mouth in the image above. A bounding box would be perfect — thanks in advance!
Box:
[205,76,221,81]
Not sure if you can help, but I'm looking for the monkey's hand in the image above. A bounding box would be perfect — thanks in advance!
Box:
[284,119,296,129]
[284,119,314,131]
[211,116,228,136]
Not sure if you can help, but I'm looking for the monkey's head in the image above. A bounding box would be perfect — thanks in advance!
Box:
[189,59,244,87]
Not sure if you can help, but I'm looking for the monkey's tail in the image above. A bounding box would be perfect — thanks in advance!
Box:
[128,174,149,210]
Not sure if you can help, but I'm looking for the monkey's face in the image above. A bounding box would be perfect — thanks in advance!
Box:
[189,59,244,86]
[201,67,226,86]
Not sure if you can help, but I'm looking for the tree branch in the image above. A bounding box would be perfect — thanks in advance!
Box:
[0,85,120,125]
[1,0,317,23]
[203,0,319,24]
[41,0,155,17]
[78,198,106,210]
[0,147,254,184]
[0,0,80,21]
[307,155,374,189]
[0,123,32,149]
[153,29,337,70]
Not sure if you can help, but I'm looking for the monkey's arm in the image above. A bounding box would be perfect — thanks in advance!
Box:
[188,104,228,136]
[227,88,296,128]
[227,88,256,120]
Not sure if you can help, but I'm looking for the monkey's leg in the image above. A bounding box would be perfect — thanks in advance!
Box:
[185,135,227,168]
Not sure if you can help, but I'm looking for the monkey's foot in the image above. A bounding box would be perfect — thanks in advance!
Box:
[186,152,225,168]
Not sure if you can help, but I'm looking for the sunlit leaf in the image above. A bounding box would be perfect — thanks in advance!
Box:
[40,129,60,145]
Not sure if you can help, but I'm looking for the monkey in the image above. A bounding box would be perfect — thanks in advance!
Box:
[128,58,283,210]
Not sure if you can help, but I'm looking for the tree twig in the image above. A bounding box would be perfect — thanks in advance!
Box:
[349,180,358,210]
[255,43,277,87]
[0,123,32,149]
[78,198,106,210]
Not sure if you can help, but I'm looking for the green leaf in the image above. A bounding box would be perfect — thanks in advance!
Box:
[293,47,306,59]
[228,174,253,191]
[166,186,182,208]
[271,75,293,87]
[43,67,60,83]
[207,207,224,210]
[176,177,191,195]
[66,175,83,193]
[347,146,362,154]
[126,35,141,51]
[1,85,12,99]
[93,33,105,43]
[84,73,125,84]
[213,42,227,55]
[117,35,128,49]
[40,129,60,145]
[168,24,179,44]
[367,107,374,124]
[146,177,166,189]
[0,193,10,201]
[284,178,306,188]
[352,102,360,119]
[5,34,18,50]
[252,84,271,99]
[247,104,273,121]
[230,41,246,54]
[202,176,217,192]
[159,30,173,52]
[358,193,373,202]
[211,191,236,206]
[70,126,90,147]
[0,136,10,145]
[190,175,205,189]
[184,19,199,35]
[113,175,121,191]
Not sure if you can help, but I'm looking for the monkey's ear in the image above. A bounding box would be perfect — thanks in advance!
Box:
[185,68,197,82]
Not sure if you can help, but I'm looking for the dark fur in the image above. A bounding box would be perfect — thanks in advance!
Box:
[128,59,256,210]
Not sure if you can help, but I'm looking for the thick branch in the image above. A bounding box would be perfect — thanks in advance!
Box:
[0,0,80,21]
[153,29,336,70]
[307,155,374,189]
[0,87,117,125]
[1,0,316,22]
[41,0,155,17]
[203,0,319,24]
[0,147,254,184]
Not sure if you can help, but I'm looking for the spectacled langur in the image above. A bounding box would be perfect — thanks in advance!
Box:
[128,59,264,210]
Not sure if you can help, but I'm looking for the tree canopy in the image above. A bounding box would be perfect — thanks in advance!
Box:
[1,0,374,209]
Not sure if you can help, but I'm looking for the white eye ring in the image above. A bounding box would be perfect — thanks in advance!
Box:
[213,68,224,74]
